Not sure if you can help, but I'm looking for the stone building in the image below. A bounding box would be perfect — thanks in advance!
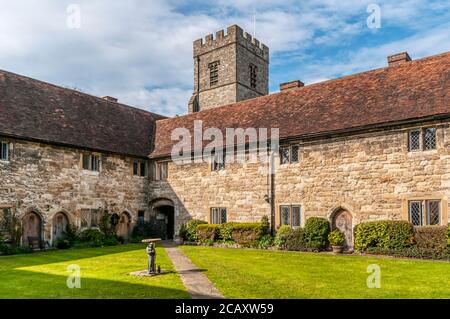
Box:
[1,25,449,247]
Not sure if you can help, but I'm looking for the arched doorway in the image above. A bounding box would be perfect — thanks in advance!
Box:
[117,212,131,241]
[53,212,69,242]
[150,199,175,240]
[331,208,353,250]
[22,211,43,247]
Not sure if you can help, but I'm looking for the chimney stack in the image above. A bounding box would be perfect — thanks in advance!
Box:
[387,52,412,67]
[102,96,118,103]
[280,80,304,92]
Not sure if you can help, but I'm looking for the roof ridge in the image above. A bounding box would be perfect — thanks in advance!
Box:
[0,69,166,119]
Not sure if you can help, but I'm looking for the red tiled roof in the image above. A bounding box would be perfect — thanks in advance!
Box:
[0,70,165,157]
[150,51,450,158]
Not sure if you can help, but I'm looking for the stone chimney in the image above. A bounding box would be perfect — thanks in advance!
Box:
[387,52,412,67]
[280,80,304,92]
[103,96,118,103]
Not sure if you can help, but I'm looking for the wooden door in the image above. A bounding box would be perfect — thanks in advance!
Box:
[23,212,42,245]
[332,210,353,249]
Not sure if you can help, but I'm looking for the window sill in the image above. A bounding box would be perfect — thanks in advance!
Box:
[0,159,10,164]
[81,170,100,176]
[407,149,438,156]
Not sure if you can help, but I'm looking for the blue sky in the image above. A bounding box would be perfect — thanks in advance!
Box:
[0,0,449,116]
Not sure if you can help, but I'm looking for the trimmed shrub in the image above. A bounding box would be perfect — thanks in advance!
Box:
[231,223,264,248]
[274,225,293,248]
[283,228,306,251]
[447,225,450,247]
[414,226,448,253]
[183,219,207,242]
[328,230,346,247]
[303,217,330,251]
[218,222,237,242]
[56,238,71,249]
[354,220,414,252]
[197,224,219,244]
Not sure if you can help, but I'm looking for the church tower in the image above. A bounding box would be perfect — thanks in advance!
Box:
[188,25,269,113]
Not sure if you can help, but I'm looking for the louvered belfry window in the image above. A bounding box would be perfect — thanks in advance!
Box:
[209,61,220,86]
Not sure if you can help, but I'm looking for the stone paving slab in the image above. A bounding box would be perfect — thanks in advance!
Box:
[162,242,224,299]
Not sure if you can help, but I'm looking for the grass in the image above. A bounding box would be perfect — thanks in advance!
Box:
[0,244,190,299]
[180,246,450,299]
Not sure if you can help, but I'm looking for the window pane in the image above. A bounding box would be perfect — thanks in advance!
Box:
[291,145,299,163]
[427,200,440,225]
[424,128,436,150]
[91,156,99,171]
[220,208,227,224]
[140,162,146,177]
[281,206,290,225]
[0,142,7,160]
[409,130,420,151]
[82,154,90,170]
[133,161,139,175]
[280,147,290,165]
[211,208,218,224]
[151,162,157,180]
[409,201,422,226]
[292,206,301,226]
[160,162,168,180]
[90,209,99,227]
[80,209,90,228]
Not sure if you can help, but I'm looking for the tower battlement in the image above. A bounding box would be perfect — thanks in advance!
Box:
[193,25,269,61]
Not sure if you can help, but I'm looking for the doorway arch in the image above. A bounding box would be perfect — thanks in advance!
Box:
[330,208,353,250]
[52,212,69,242]
[150,198,175,240]
[22,211,43,247]
[117,211,131,241]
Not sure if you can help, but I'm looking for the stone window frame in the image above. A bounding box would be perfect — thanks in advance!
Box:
[279,144,300,165]
[208,61,220,86]
[210,207,227,224]
[151,161,168,181]
[133,159,147,177]
[79,208,101,229]
[401,195,448,226]
[279,204,302,227]
[0,140,9,161]
[407,126,437,152]
[81,153,101,172]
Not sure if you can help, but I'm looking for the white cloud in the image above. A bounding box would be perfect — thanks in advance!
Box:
[0,0,448,116]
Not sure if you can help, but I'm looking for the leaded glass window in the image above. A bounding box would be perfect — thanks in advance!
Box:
[280,206,290,225]
[280,205,301,227]
[211,207,227,224]
[408,200,441,226]
[409,130,421,151]
[409,201,422,226]
[280,147,290,165]
[427,200,440,225]
[424,128,436,150]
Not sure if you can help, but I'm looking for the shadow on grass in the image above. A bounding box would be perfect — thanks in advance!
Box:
[0,244,147,268]
[0,268,190,299]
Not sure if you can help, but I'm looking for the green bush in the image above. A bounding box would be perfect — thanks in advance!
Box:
[183,219,207,242]
[218,222,237,241]
[197,224,219,244]
[283,228,306,251]
[414,226,448,253]
[354,220,414,252]
[447,225,450,247]
[328,230,346,247]
[103,235,120,246]
[257,234,273,249]
[274,225,293,248]
[56,238,71,249]
[79,228,105,246]
[261,216,271,235]
[365,246,450,260]
[231,223,264,248]
[303,217,330,251]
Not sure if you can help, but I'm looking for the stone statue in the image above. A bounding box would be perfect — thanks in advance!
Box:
[146,242,156,274]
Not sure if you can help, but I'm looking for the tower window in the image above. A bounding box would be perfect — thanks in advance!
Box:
[209,61,220,86]
[249,64,257,89]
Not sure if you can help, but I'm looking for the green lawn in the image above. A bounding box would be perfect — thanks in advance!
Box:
[180,246,450,299]
[0,244,189,299]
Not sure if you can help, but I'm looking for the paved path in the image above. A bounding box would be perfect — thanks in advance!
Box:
[162,241,224,299]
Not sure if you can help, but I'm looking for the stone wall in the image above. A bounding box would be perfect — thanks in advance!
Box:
[0,138,149,244]
[149,121,450,237]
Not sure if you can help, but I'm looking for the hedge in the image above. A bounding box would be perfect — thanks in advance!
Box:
[230,223,264,247]
[283,228,306,251]
[180,219,207,242]
[414,226,448,253]
[274,225,293,248]
[354,220,414,252]
[303,217,330,251]
[196,224,219,244]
